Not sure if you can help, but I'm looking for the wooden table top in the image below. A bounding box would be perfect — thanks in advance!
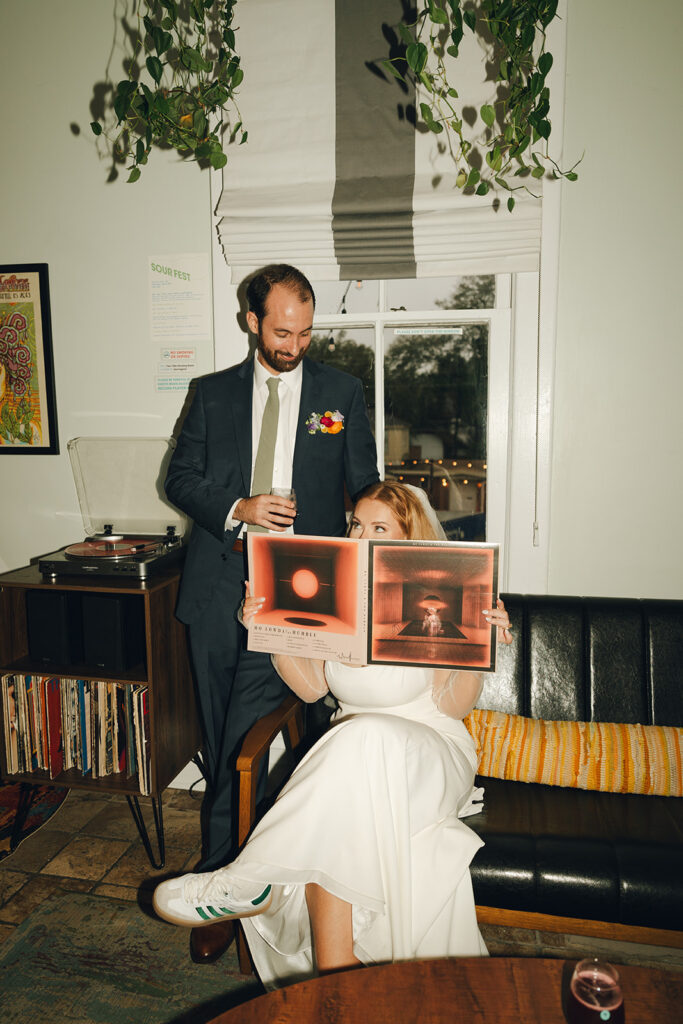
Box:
[211,956,683,1023]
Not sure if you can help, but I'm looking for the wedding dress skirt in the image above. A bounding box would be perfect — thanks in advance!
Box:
[231,661,488,988]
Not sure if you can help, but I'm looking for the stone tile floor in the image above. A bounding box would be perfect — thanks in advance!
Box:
[1,787,681,978]
[0,787,205,948]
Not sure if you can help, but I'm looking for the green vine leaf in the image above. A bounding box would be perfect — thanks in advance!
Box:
[541,0,559,28]
[150,27,173,56]
[114,80,137,123]
[193,109,208,138]
[480,104,495,128]
[406,42,428,75]
[383,59,406,83]
[428,1,449,26]
[514,134,531,158]
[538,51,553,76]
[398,21,414,47]
[145,56,163,84]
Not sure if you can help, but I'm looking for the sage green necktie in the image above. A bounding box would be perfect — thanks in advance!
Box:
[249,376,280,532]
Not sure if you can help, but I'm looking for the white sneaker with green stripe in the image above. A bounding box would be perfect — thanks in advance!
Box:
[153,869,272,927]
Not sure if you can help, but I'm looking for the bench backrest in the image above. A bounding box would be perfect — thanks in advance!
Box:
[478,595,683,727]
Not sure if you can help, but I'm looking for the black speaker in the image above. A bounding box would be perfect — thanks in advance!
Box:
[26,590,84,667]
[81,594,146,674]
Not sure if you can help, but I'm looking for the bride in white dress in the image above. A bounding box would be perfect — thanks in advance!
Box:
[154,482,512,988]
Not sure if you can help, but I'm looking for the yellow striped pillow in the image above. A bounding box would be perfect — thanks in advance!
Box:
[462,709,683,796]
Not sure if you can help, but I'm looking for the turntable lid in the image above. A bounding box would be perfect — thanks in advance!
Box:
[68,437,188,537]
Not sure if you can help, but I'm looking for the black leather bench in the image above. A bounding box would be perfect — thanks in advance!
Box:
[468,595,683,947]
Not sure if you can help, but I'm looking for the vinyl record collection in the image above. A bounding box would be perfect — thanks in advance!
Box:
[1,673,152,794]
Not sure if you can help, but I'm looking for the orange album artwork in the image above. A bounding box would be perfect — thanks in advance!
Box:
[247,534,499,671]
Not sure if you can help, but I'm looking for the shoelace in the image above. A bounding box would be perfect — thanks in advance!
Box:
[183,871,232,905]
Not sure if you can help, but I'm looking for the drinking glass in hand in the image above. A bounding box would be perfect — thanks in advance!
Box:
[270,487,297,510]
[567,959,624,1024]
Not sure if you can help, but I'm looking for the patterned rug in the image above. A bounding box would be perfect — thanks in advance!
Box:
[0,892,263,1024]
[0,782,69,859]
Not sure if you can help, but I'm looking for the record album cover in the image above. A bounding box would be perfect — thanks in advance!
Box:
[247,534,499,672]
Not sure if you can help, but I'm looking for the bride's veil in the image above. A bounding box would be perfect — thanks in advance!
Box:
[403,483,448,541]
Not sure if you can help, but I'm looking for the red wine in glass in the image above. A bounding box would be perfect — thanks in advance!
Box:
[567,959,625,1023]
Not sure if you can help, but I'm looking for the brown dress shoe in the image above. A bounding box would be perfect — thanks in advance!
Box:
[190,920,235,964]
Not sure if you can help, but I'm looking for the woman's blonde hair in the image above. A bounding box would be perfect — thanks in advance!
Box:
[352,481,440,541]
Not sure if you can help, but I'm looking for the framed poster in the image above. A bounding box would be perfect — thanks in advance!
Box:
[0,263,59,454]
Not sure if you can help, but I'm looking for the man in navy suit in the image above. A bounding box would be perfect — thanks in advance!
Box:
[165,264,378,962]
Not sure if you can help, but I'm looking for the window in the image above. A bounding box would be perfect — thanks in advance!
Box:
[310,276,511,548]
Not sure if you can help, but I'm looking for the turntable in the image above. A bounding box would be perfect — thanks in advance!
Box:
[39,437,188,580]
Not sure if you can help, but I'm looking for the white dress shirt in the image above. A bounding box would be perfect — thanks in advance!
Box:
[227,354,303,534]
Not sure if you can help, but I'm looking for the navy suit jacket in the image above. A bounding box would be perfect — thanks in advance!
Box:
[166,356,379,622]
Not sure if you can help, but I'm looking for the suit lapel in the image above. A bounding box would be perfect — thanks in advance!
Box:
[232,359,254,491]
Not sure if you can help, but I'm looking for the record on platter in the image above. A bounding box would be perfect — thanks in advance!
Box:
[64,538,160,560]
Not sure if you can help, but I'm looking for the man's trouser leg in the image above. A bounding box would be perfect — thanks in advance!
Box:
[188,559,287,870]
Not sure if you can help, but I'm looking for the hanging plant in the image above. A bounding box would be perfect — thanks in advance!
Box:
[384,0,580,211]
[90,0,246,182]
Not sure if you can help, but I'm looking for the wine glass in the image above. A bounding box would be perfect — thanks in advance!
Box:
[566,959,624,1024]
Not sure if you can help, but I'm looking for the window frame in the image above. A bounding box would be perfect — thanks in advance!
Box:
[312,276,513,584]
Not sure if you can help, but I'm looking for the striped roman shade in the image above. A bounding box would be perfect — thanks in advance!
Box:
[215,0,543,282]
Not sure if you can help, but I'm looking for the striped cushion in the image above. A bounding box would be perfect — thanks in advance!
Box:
[463,709,683,796]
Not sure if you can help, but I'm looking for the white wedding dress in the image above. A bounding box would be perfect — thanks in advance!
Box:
[229,659,488,989]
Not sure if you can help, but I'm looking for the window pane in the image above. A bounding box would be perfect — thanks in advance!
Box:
[308,327,375,417]
[384,275,495,312]
[313,280,379,316]
[384,323,488,541]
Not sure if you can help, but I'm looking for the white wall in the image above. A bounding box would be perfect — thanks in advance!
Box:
[548,0,683,598]
[2,0,681,605]
[0,1,214,572]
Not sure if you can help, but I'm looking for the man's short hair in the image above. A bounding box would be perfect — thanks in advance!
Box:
[246,264,316,322]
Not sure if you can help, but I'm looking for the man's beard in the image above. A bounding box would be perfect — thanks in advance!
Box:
[257,335,307,373]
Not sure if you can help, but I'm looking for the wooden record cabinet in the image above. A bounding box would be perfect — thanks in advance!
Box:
[0,564,200,866]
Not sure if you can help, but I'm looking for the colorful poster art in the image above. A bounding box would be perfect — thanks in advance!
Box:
[0,264,58,454]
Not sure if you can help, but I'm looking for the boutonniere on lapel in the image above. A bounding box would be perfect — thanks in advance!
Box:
[306,410,344,435]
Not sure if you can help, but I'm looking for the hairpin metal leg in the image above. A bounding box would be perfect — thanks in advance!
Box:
[0,782,39,860]
[126,793,165,869]
[192,751,208,782]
